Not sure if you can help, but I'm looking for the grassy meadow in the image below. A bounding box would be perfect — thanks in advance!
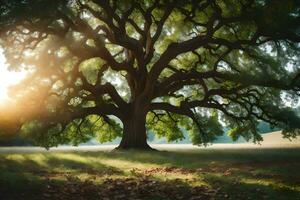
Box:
[0,146,299,200]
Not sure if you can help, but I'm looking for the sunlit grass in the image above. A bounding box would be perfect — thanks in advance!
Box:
[0,148,299,200]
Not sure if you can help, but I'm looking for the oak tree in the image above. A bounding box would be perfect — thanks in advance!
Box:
[0,0,300,149]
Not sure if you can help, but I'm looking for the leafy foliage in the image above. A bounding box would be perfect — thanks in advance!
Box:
[0,0,299,148]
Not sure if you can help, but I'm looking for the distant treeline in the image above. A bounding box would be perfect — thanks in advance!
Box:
[0,137,34,146]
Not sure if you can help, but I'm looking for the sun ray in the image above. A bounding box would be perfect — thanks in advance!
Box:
[0,49,27,102]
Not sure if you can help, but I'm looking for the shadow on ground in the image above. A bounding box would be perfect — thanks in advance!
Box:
[0,148,299,200]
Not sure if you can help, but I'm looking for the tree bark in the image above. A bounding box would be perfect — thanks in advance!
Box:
[116,104,153,150]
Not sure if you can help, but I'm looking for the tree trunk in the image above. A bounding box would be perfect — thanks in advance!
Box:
[116,105,153,150]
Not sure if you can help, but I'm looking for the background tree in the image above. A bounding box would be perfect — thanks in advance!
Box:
[0,0,299,149]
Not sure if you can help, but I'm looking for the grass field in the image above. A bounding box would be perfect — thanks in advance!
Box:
[0,146,300,200]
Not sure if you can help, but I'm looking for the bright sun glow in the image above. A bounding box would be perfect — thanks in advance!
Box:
[0,49,27,102]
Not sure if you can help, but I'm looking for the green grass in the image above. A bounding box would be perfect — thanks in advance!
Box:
[0,148,300,200]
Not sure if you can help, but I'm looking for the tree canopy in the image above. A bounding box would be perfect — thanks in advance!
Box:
[0,0,299,149]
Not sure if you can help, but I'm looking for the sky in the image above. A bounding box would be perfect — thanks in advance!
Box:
[0,49,27,102]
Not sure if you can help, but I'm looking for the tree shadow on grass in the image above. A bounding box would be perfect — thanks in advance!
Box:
[202,172,300,200]
[1,148,300,199]
[1,170,299,200]
[45,156,122,175]
[77,148,300,169]
[0,161,214,200]
[72,149,300,200]
[30,176,213,200]
[0,154,123,174]
[0,156,123,200]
